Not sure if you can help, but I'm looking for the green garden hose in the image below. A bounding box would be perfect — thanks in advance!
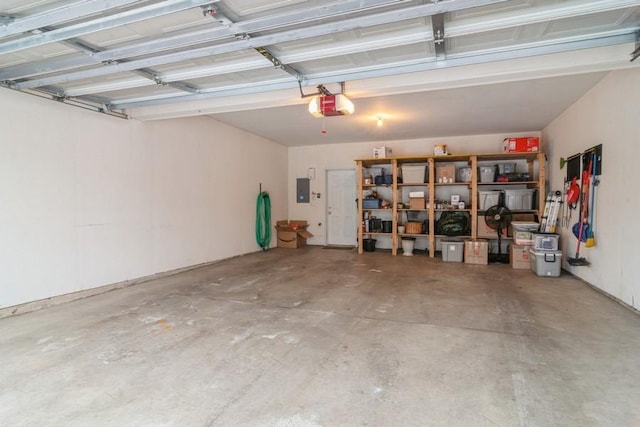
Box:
[255,191,271,250]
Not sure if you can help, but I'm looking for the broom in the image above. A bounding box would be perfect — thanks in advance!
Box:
[568,156,592,267]
[585,151,597,247]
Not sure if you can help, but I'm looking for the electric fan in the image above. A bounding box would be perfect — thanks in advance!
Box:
[484,205,512,263]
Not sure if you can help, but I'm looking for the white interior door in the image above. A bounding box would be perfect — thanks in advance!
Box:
[326,169,357,246]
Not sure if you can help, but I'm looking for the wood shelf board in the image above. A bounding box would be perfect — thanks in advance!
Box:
[476,152,542,161]
[477,181,538,186]
[357,152,542,163]
[435,182,470,186]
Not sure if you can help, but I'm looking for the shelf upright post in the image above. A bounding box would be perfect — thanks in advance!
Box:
[357,160,364,254]
[470,155,478,240]
[391,159,398,255]
[537,152,546,219]
[428,157,436,257]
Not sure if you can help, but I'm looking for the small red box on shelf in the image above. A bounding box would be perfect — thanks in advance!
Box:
[503,137,540,153]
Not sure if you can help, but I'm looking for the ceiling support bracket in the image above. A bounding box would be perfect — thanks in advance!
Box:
[255,46,303,81]
[432,13,446,60]
[134,69,201,94]
[3,86,128,119]
[299,82,347,99]
[201,5,305,82]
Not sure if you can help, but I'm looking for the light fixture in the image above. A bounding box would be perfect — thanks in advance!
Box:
[376,115,384,127]
[308,94,355,117]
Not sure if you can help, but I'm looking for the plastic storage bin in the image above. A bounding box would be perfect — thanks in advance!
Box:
[497,163,517,174]
[401,165,426,183]
[442,240,464,262]
[504,189,534,210]
[530,249,562,277]
[479,191,502,210]
[533,233,559,251]
[479,166,495,183]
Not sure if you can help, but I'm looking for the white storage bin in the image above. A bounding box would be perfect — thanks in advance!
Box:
[497,163,517,174]
[511,221,539,231]
[514,231,534,245]
[504,189,534,210]
[533,233,559,251]
[401,165,426,183]
[479,166,495,183]
[530,249,562,277]
[479,190,502,210]
[442,240,464,262]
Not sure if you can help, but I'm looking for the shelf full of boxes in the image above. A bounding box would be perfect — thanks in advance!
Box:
[356,145,547,262]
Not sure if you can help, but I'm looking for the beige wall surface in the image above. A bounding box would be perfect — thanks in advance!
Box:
[543,69,640,309]
[0,89,287,308]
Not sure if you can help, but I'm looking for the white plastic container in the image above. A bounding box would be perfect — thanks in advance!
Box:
[479,166,495,183]
[530,249,562,277]
[479,191,502,210]
[401,165,426,183]
[514,231,534,245]
[511,221,539,231]
[401,238,415,256]
[497,163,517,174]
[504,189,535,210]
[533,233,560,251]
[442,240,464,262]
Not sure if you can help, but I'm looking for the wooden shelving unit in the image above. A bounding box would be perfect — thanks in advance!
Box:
[356,152,546,257]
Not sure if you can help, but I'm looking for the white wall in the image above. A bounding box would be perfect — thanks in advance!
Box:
[289,132,540,246]
[0,89,287,308]
[542,69,640,310]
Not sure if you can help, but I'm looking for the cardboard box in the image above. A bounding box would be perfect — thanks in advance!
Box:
[436,164,456,183]
[409,197,425,210]
[510,244,531,269]
[503,137,540,153]
[275,220,313,248]
[464,240,488,265]
[373,146,392,158]
[477,214,499,238]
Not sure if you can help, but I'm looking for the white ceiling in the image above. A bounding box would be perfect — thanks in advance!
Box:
[1,0,639,146]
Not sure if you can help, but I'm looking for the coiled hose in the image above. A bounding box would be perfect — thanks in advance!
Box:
[255,191,271,251]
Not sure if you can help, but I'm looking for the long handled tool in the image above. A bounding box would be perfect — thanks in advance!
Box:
[568,156,592,266]
[585,151,597,247]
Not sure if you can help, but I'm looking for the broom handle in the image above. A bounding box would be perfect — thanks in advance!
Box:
[575,159,592,255]
[589,152,597,227]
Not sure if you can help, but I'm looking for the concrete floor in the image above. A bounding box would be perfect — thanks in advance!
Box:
[1,247,640,427]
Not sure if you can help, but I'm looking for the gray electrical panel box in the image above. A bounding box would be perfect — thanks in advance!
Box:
[297,178,310,203]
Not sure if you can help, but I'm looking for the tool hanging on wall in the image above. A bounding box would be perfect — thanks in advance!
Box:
[568,154,592,267]
[585,150,599,247]
[572,159,592,242]
[540,191,563,233]
[562,180,572,229]
[255,184,272,251]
